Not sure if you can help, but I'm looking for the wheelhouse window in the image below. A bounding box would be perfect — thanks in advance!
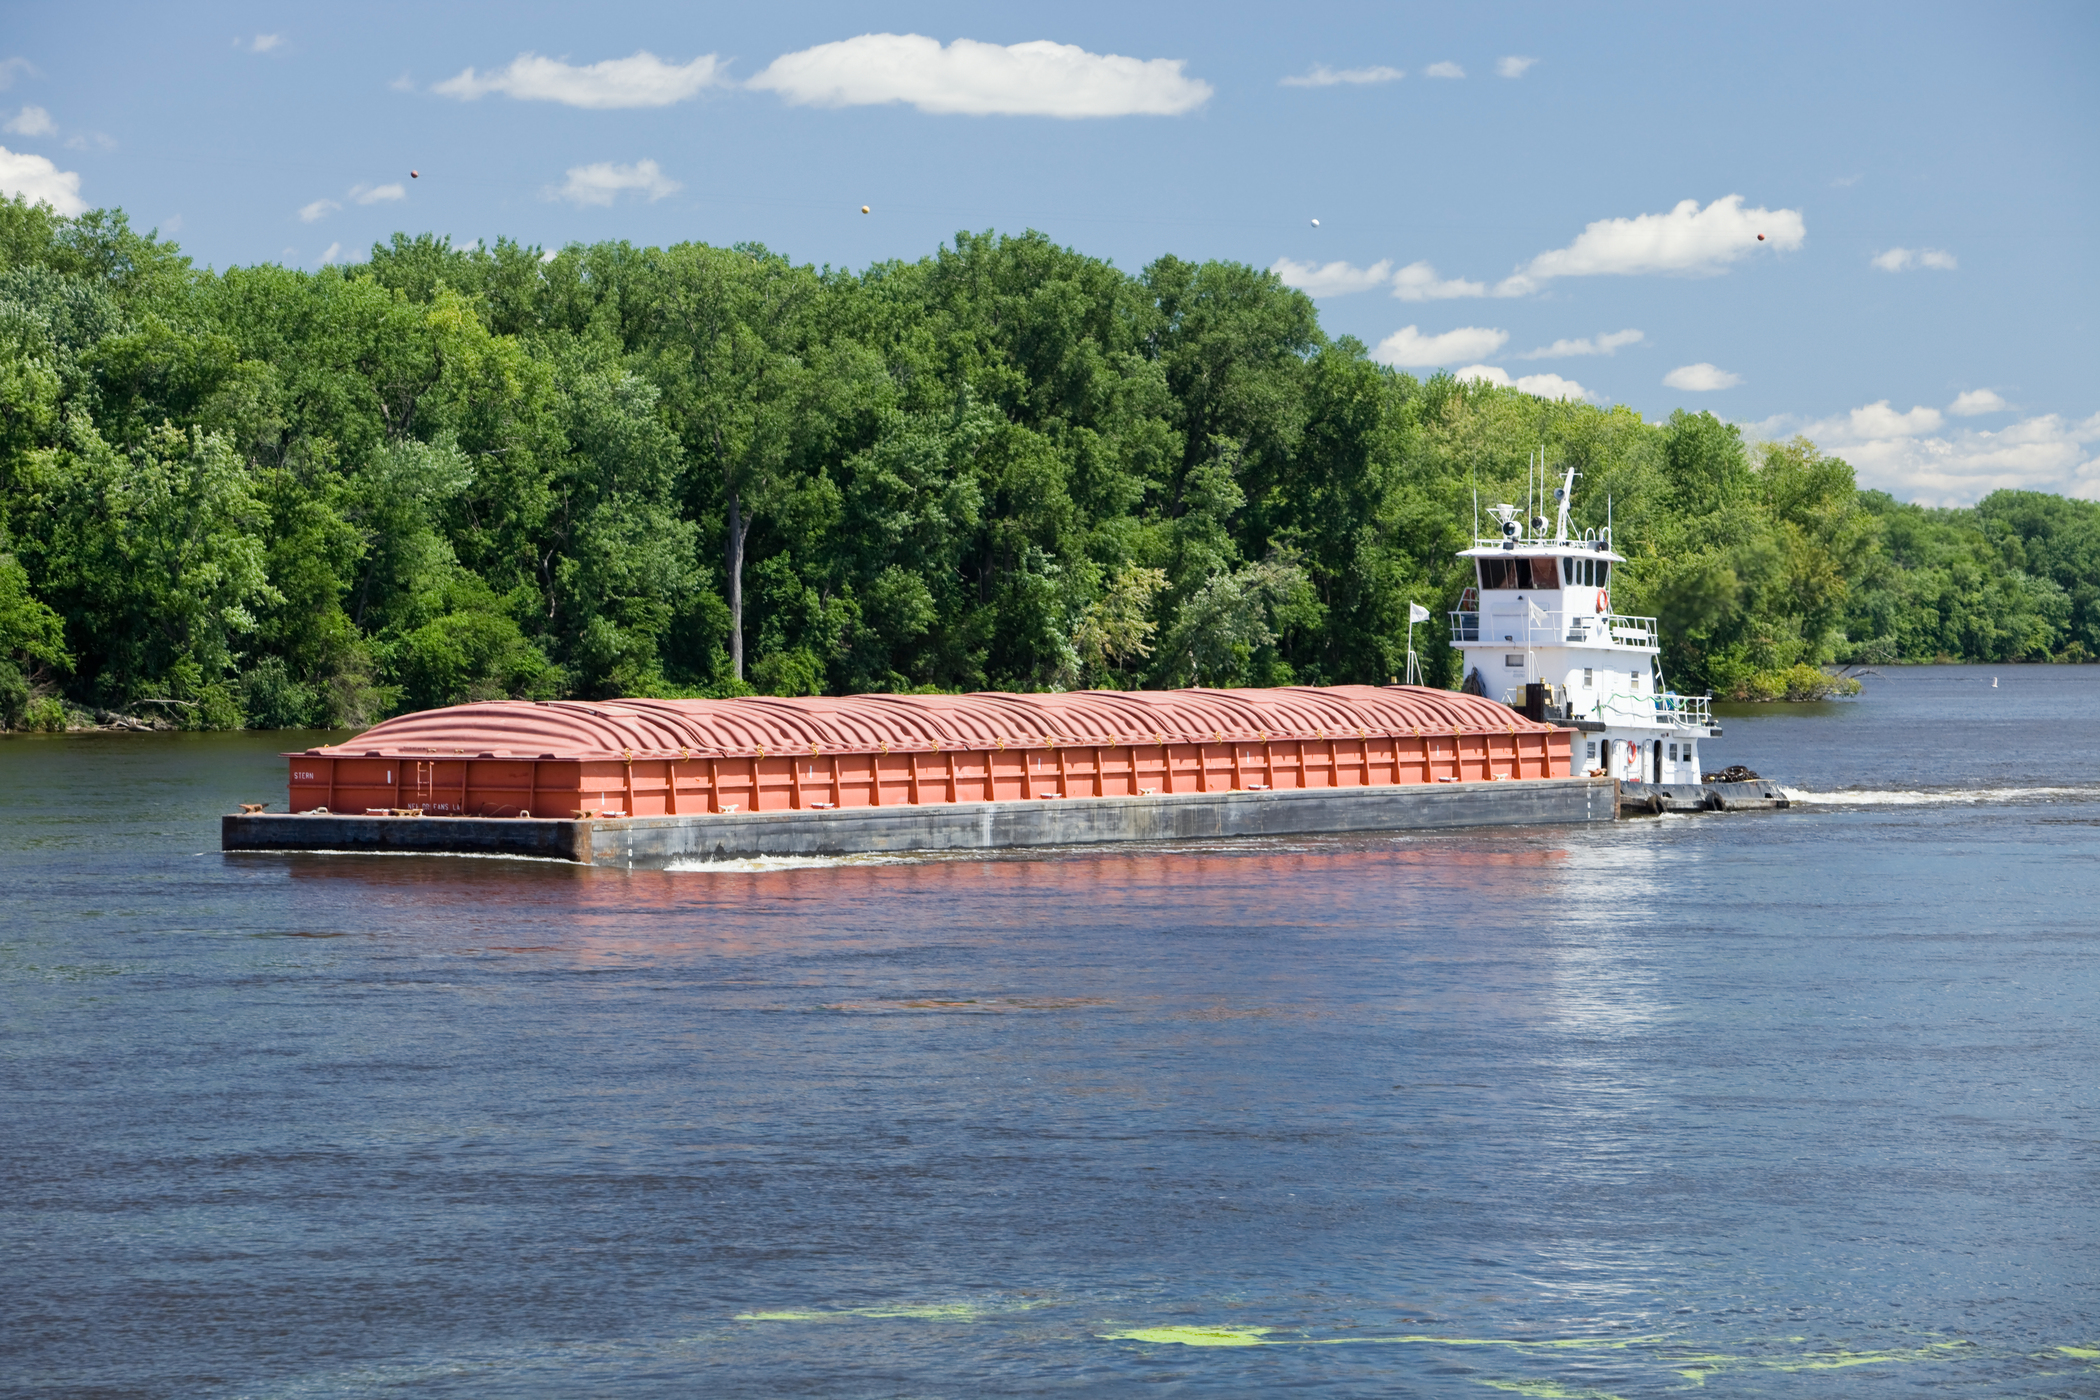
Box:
[1482,555,1594,591]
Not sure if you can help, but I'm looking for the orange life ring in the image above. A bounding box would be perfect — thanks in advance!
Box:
[1595,588,1609,614]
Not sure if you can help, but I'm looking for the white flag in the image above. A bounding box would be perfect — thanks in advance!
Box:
[1527,601,1548,626]
[1408,602,1430,624]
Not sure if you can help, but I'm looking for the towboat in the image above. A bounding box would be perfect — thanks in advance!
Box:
[1449,454,1786,815]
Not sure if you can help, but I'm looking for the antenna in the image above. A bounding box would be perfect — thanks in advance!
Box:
[1554,454,1578,541]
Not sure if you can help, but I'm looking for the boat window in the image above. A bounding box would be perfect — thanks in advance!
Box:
[1562,557,1575,585]
[1524,557,1559,590]
[1598,560,1611,588]
[1585,740,1597,759]
[1582,668,1593,686]
[1668,743,1678,761]
[1505,654,1525,668]
[1582,558,1595,587]
[1478,557,1518,589]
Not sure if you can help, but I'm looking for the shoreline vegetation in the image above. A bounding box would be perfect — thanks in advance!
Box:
[2,198,2095,733]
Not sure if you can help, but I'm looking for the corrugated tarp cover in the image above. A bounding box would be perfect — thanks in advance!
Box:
[304,685,1557,760]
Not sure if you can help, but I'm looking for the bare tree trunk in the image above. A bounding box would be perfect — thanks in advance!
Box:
[726,481,752,681]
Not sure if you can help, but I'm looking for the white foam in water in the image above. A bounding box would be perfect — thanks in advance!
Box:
[1781,784,2096,807]
[664,853,922,873]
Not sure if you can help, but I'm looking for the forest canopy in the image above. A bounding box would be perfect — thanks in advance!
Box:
[1,196,2095,730]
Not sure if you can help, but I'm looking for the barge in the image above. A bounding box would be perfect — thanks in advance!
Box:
[223,685,1617,864]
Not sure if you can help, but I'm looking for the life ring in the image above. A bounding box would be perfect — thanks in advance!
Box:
[1595,588,1609,615]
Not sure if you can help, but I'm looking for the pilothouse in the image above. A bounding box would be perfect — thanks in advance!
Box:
[1451,452,1719,787]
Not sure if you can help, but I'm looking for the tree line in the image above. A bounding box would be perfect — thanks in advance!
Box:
[0,196,2094,730]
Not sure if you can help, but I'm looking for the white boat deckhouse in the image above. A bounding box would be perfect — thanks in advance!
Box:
[1449,454,1719,785]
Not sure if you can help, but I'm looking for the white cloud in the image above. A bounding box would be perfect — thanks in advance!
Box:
[548,159,680,207]
[1424,61,1465,79]
[1842,400,1944,437]
[64,132,116,151]
[1270,256,1393,296]
[1950,389,2008,416]
[298,198,340,223]
[1782,402,2100,505]
[1663,362,1741,392]
[319,241,343,264]
[435,51,726,108]
[244,34,283,54]
[1870,246,1957,272]
[1496,56,1536,78]
[1373,324,1508,368]
[352,183,405,205]
[1830,173,1861,188]
[1456,364,1594,401]
[1390,261,1485,301]
[749,34,1212,117]
[0,144,85,216]
[539,247,560,264]
[0,59,33,90]
[1270,256,1486,300]
[1520,328,1644,359]
[1495,195,1806,296]
[1281,64,1402,87]
[4,105,54,137]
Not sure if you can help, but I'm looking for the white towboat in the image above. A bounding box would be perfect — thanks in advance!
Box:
[1448,455,1785,813]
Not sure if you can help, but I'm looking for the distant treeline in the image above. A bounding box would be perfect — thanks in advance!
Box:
[0,197,2094,730]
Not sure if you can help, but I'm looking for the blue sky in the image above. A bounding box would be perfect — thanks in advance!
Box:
[4,1,2095,503]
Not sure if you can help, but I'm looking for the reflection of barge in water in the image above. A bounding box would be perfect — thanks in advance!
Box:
[1449,454,1786,816]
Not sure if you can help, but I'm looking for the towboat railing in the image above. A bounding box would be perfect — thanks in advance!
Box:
[1606,615,1659,647]
[1652,691,1713,727]
[1450,609,1659,650]
[1590,690,1714,729]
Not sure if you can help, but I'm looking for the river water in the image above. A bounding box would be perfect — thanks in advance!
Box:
[3,665,2095,1398]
